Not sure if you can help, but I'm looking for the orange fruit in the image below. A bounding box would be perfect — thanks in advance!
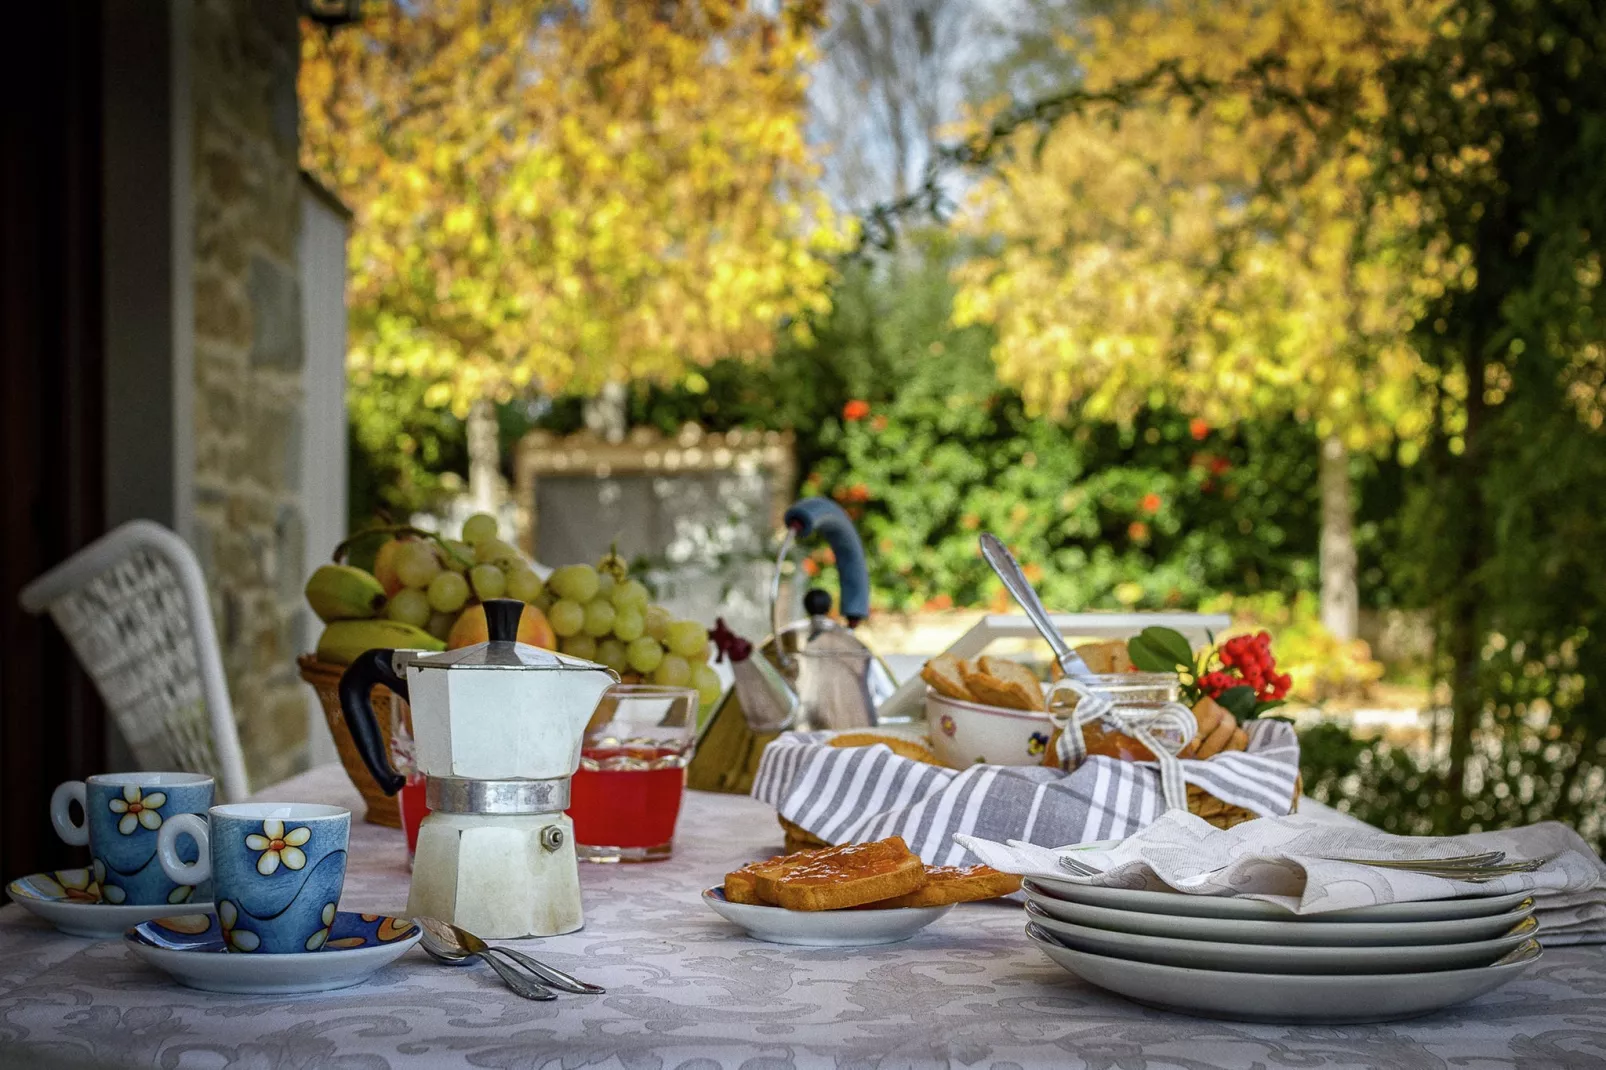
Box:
[447,603,557,650]
[372,538,406,597]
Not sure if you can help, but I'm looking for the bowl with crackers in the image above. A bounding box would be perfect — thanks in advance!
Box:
[704,836,1021,945]
[920,653,1060,767]
[920,645,1190,769]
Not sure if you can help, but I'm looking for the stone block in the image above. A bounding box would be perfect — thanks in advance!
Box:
[248,255,303,370]
[196,273,249,346]
[275,504,305,603]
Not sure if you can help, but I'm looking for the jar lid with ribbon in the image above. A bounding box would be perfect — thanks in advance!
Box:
[1047,671,1199,812]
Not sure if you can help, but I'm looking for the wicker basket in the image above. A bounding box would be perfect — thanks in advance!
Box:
[297,655,409,828]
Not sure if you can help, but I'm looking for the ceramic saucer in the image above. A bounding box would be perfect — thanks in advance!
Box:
[6,869,210,939]
[125,911,421,994]
[703,886,952,946]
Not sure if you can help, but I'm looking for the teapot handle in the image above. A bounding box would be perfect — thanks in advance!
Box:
[783,497,870,624]
[337,649,408,795]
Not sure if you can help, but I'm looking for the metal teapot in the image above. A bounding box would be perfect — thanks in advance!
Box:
[711,498,897,733]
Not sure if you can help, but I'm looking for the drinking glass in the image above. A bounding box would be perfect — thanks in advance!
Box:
[389,693,428,868]
[569,684,698,863]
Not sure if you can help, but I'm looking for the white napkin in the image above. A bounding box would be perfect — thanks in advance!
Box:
[956,809,1606,945]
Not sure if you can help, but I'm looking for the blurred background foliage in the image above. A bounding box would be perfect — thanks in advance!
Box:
[326,0,1606,847]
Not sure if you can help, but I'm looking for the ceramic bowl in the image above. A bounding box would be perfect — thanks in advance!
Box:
[926,688,1054,768]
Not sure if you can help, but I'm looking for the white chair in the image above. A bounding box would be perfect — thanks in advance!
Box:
[18,520,249,801]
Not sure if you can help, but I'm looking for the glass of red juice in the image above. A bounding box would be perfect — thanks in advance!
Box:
[569,684,698,863]
[388,691,428,868]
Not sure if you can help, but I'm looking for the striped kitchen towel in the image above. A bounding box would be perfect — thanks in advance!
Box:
[750,719,1301,865]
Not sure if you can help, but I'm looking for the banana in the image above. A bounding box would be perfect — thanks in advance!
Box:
[316,619,446,666]
[305,565,387,622]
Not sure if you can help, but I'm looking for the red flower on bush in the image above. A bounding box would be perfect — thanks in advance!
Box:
[842,399,871,421]
[1128,521,1150,541]
[1189,418,1210,441]
[1140,492,1162,514]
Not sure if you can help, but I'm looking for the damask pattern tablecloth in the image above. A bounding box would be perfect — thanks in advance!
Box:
[2,764,1605,1070]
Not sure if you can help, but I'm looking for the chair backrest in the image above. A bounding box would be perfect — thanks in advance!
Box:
[18,520,249,801]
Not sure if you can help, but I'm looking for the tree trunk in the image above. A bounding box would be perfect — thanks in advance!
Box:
[1443,327,1488,832]
[466,397,504,514]
[1318,436,1359,641]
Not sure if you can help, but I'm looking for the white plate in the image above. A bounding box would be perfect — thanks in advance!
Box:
[1024,888,1537,946]
[1026,923,1543,1024]
[1025,901,1539,974]
[6,869,212,939]
[125,911,421,994]
[1022,876,1535,923]
[703,887,952,946]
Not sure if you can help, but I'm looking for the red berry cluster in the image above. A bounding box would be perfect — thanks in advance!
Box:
[1214,631,1292,702]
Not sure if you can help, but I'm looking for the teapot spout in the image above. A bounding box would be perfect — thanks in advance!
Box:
[712,618,798,732]
[730,654,799,733]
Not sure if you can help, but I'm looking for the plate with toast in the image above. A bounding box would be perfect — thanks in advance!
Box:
[704,836,1020,945]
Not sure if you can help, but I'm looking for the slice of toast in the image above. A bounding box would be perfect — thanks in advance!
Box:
[873,864,1022,908]
[724,857,797,905]
[770,837,927,911]
[920,655,975,702]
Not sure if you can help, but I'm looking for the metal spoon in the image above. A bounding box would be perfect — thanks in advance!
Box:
[420,917,604,995]
[979,533,1091,677]
[416,918,556,1001]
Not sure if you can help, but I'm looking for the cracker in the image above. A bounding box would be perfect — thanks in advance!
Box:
[777,814,831,855]
[959,662,1045,711]
[1192,713,1240,759]
[829,732,941,766]
[920,654,976,702]
[1180,695,1228,758]
[1075,640,1136,674]
[978,656,1044,696]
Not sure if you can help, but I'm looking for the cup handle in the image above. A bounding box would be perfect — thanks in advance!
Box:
[50,781,88,846]
[157,813,212,885]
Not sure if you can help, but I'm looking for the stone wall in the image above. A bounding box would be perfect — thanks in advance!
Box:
[188,0,309,789]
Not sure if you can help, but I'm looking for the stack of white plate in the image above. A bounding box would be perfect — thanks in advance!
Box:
[1023,876,1542,1024]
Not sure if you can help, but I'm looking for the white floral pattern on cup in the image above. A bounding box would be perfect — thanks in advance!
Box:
[304,902,338,951]
[218,900,260,952]
[245,820,311,876]
[108,786,166,835]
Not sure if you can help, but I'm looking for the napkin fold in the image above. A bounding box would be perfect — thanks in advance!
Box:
[956,809,1606,946]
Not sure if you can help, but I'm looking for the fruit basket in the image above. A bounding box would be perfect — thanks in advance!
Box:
[298,513,728,827]
[298,654,409,828]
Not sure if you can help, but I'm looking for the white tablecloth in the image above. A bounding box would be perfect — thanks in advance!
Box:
[2,764,1604,1069]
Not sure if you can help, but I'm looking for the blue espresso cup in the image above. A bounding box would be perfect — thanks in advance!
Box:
[158,802,350,953]
[50,772,214,906]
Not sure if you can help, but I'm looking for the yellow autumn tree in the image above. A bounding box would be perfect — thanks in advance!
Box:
[952,0,1459,638]
[300,0,846,498]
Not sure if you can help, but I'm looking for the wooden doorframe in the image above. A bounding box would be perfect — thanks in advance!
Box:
[0,2,109,881]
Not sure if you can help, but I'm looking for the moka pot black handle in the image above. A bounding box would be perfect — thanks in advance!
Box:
[337,648,408,795]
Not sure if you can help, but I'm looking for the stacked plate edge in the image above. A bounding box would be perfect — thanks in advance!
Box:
[1021,875,1541,1024]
